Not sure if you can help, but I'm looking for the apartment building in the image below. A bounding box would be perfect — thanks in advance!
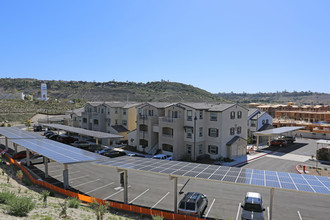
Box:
[136,102,248,160]
[247,108,273,143]
[81,102,140,142]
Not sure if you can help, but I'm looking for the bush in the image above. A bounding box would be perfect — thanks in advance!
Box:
[7,196,35,217]
[67,197,81,208]
[0,190,16,204]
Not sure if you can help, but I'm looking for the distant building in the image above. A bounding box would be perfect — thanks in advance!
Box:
[40,83,48,101]
[247,108,273,143]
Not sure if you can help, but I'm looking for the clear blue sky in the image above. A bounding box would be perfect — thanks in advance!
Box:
[0,0,329,93]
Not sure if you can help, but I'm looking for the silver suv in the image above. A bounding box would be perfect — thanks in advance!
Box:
[178,192,208,218]
[241,192,265,220]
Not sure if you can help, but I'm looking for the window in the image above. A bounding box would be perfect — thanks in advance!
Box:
[148,109,153,116]
[94,107,97,112]
[262,119,265,125]
[199,110,203,119]
[199,144,203,154]
[237,126,242,134]
[115,108,118,114]
[162,144,173,152]
[238,111,242,119]
[115,119,118,125]
[210,112,217,121]
[108,109,110,115]
[230,111,235,119]
[187,110,192,121]
[83,118,87,123]
[101,108,104,113]
[230,127,235,135]
[186,127,193,138]
[123,109,127,115]
[266,119,269,124]
[186,144,192,154]
[208,128,219,137]
[199,127,203,137]
[208,145,218,155]
[122,120,127,126]
[93,119,99,125]
[251,120,256,127]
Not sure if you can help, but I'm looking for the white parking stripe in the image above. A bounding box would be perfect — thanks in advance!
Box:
[129,189,150,204]
[297,210,303,220]
[103,185,131,200]
[267,206,270,220]
[235,202,241,220]
[68,175,89,181]
[52,170,80,178]
[151,192,170,209]
[72,179,101,188]
[205,198,216,219]
[86,182,114,194]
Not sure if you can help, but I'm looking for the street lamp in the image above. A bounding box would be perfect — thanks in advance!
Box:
[193,115,197,161]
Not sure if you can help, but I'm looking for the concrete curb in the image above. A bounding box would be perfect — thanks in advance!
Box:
[231,151,272,167]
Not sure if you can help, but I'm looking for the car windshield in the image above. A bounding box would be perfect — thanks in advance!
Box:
[244,203,262,212]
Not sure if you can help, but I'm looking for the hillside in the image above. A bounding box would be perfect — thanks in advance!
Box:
[0,78,223,102]
[216,91,330,105]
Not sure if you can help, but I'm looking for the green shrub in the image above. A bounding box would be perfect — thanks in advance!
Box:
[0,190,16,204]
[7,196,35,217]
[90,200,109,220]
[67,197,81,208]
[41,190,50,207]
[22,178,32,186]
[153,216,164,220]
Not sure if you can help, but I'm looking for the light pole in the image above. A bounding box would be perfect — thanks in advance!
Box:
[193,115,197,161]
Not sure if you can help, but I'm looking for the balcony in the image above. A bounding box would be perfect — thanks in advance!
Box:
[160,117,182,124]
[162,134,173,139]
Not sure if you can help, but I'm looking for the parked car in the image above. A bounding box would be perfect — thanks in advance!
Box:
[58,135,78,144]
[103,149,126,158]
[33,125,43,132]
[241,192,265,220]
[269,139,287,147]
[282,135,296,144]
[178,192,208,218]
[72,140,91,149]
[20,154,50,165]
[98,147,113,155]
[12,151,34,160]
[48,134,60,141]
[87,144,105,153]
[127,153,145,158]
[44,131,54,137]
[153,154,172,160]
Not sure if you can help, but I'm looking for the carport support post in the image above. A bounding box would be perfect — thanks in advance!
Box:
[170,176,178,213]
[26,149,30,167]
[63,164,69,189]
[269,188,274,220]
[256,135,259,149]
[123,170,128,204]
[5,137,8,149]
[44,157,48,178]
[96,138,99,145]
[13,143,17,153]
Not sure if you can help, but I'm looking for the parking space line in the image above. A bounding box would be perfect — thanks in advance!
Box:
[103,185,131,200]
[72,179,101,187]
[151,192,170,209]
[69,175,89,181]
[129,188,150,204]
[205,198,216,219]
[297,210,303,220]
[52,170,80,178]
[267,206,270,220]
[235,202,241,220]
[86,182,114,194]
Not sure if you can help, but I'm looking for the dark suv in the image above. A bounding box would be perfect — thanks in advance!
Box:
[178,192,208,217]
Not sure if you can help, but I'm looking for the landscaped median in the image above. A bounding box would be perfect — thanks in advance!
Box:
[296,164,329,176]
[3,153,206,220]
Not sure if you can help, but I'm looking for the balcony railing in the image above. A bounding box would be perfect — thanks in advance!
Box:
[162,134,173,138]
[161,117,182,123]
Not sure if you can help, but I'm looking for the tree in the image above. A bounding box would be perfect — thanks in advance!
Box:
[24,119,31,129]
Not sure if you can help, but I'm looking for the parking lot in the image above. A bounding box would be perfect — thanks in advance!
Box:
[1,137,329,219]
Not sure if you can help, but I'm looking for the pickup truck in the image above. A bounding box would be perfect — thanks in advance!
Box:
[282,136,296,144]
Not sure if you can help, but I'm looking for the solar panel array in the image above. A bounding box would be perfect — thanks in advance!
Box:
[42,124,123,139]
[0,127,45,139]
[94,157,330,196]
[10,138,108,164]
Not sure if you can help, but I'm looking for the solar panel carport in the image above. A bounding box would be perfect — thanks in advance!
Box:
[254,126,305,148]
[94,155,330,217]
[42,124,123,144]
[0,128,108,189]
